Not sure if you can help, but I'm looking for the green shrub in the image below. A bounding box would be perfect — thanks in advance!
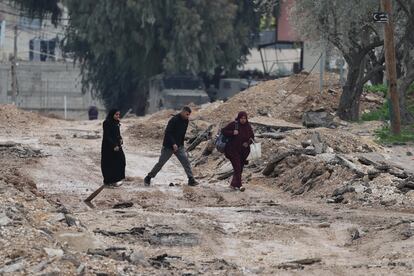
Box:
[364,84,387,97]
[409,82,414,94]
[361,101,389,121]
[375,125,414,144]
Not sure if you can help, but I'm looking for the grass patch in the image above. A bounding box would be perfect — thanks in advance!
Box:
[375,125,414,144]
[361,101,389,121]
[409,82,414,94]
[364,84,388,97]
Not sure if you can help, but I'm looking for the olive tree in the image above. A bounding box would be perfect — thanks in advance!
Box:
[291,0,383,121]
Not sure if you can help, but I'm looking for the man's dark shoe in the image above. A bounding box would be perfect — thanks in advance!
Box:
[188,178,199,186]
[144,175,151,186]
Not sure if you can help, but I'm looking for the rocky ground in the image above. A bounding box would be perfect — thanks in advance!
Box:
[0,74,414,275]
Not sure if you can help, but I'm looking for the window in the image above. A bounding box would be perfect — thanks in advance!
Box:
[20,17,42,29]
[29,38,56,61]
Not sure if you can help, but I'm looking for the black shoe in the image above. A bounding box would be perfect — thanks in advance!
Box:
[188,178,199,186]
[144,175,151,186]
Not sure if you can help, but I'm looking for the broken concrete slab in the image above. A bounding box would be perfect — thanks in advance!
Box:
[311,132,327,154]
[302,111,336,128]
[256,132,286,140]
[249,116,304,132]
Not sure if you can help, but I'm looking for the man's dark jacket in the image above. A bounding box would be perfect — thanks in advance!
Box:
[162,114,188,149]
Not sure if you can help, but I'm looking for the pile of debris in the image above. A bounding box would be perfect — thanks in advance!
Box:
[126,72,410,207]
[195,73,378,125]
[0,105,46,131]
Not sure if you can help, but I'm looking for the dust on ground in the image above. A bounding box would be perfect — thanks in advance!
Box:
[1,73,414,275]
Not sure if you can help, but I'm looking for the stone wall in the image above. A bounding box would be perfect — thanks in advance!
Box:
[0,62,105,120]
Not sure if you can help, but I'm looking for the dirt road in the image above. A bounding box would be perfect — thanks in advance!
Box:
[3,117,410,275]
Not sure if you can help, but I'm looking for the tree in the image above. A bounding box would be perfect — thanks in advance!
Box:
[10,0,61,25]
[394,0,414,124]
[291,0,384,121]
[63,0,265,114]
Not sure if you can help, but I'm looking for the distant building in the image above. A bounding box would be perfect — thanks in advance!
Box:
[0,1,66,62]
[243,0,342,76]
[0,2,104,119]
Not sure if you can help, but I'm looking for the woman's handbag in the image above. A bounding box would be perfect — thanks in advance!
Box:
[247,141,261,161]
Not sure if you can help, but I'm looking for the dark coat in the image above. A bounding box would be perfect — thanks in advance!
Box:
[162,114,189,149]
[101,110,126,184]
[222,111,254,188]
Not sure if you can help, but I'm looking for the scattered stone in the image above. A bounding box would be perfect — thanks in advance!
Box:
[256,132,285,140]
[48,213,66,223]
[302,111,335,128]
[327,195,344,204]
[389,169,408,179]
[367,168,380,180]
[400,223,414,240]
[113,202,134,209]
[311,132,327,154]
[332,185,355,197]
[358,156,376,166]
[337,155,365,177]
[0,260,25,273]
[278,257,322,269]
[64,214,77,227]
[290,258,322,265]
[380,199,397,207]
[30,260,50,273]
[318,222,331,228]
[78,134,101,140]
[147,232,200,247]
[44,248,64,258]
[348,227,360,241]
[76,264,86,275]
[0,212,12,226]
[374,162,391,172]
[301,140,312,148]
[149,253,181,269]
[364,188,373,194]
[129,250,149,266]
[0,141,19,147]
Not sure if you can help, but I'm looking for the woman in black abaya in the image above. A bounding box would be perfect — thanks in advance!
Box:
[101,109,126,186]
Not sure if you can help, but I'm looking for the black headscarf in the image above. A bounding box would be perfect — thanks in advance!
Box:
[105,109,120,123]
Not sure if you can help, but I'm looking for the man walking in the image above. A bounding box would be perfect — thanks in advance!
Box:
[144,106,199,186]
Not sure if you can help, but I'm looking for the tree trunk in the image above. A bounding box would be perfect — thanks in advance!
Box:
[369,71,384,85]
[398,74,414,124]
[338,65,364,121]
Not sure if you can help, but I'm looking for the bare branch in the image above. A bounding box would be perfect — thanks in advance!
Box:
[395,0,411,16]
[360,40,384,57]
[359,65,385,86]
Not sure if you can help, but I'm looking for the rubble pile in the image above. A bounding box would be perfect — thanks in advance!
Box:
[0,104,46,130]
[197,73,378,124]
[127,72,412,208]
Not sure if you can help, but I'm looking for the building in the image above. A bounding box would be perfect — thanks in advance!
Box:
[243,0,342,76]
[0,1,66,62]
[0,1,104,119]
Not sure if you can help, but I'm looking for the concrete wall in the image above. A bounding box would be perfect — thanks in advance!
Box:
[242,48,301,75]
[0,2,66,62]
[0,61,105,120]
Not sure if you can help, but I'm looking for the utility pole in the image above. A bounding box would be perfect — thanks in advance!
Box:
[381,0,401,135]
[11,24,18,104]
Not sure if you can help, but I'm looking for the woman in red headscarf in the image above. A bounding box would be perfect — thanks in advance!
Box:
[221,111,254,191]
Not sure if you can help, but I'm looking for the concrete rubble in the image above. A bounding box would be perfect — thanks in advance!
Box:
[1,73,414,274]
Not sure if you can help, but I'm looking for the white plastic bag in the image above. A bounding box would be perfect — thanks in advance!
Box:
[248,142,261,161]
